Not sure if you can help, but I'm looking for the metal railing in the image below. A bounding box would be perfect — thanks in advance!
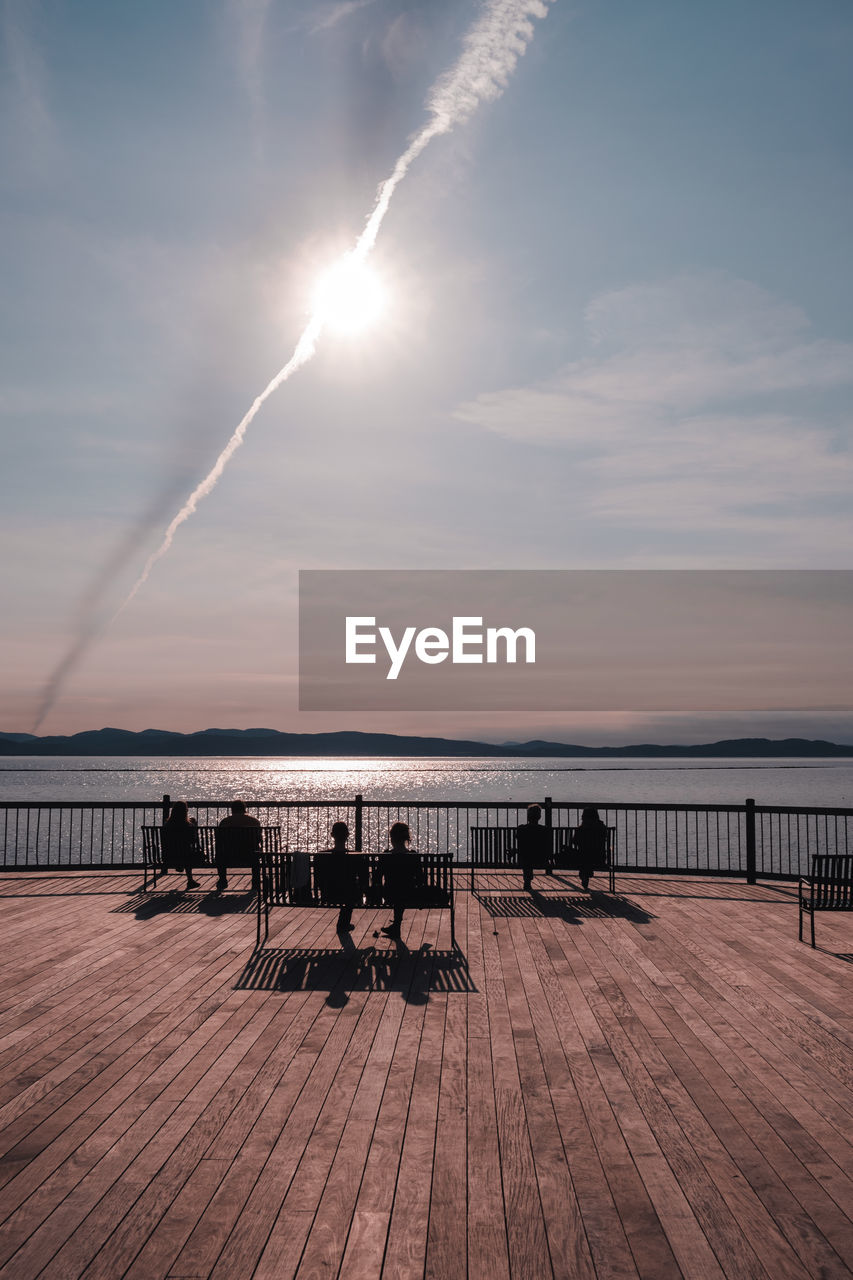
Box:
[1,801,164,872]
[2,794,852,882]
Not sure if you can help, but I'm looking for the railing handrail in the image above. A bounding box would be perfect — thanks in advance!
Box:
[753,804,853,817]
[4,790,853,816]
[0,797,839,811]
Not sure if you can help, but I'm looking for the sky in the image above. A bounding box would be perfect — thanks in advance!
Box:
[1,0,852,745]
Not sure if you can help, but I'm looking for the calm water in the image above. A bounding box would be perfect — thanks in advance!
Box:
[1,756,852,808]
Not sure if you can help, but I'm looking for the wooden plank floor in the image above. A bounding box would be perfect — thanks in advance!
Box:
[0,869,851,1279]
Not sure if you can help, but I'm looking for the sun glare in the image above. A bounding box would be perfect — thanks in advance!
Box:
[312,255,386,336]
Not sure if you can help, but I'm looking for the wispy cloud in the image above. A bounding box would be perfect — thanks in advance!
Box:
[225,0,273,159]
[2,0,56,175]
[455,274,853,549]
[0,386,124,417]
[310,0,378,36]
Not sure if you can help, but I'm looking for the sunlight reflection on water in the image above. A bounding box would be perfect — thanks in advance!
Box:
[1,756,852,807]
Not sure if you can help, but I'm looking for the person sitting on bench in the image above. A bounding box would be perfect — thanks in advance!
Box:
[516,804,551,891]
[161,801,201,891]
[319,820,360,934]
[571,807,609,891]
[380,822,420,939]
[215,800,261,892]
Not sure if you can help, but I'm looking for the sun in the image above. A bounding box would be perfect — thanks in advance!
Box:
[312,254,386,336]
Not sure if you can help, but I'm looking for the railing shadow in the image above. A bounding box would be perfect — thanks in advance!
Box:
[476,891,655,923]
[611,884,799,902]
[236,941,474,1005]
[0,873,146,897]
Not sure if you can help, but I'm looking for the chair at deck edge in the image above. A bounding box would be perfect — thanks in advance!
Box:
[798,853,853,947]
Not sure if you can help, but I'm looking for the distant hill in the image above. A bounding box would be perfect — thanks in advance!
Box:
[1,728,852,758]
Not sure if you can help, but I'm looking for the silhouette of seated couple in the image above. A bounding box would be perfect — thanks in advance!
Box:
[517,804,609,892]
[160,800,260,893]
[319,820,417,940]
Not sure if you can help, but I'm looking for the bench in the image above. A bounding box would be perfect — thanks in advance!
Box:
[140,825,282,891]
[257,851,455,948]
[469,825,616,892]
[798,853,853,947]
[468,826,571,889]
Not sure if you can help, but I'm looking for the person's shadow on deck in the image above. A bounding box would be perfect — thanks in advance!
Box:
[115,889,256,919]
[236,940,474,1005]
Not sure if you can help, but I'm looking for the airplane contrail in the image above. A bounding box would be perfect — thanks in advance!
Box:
[113,316,323,619]
[31,0,554,732]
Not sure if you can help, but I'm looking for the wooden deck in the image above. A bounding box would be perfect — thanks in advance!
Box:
[0,870,851,1280]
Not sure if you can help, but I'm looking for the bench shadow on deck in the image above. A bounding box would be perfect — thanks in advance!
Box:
[0,871,851,1280]
[238,944,474,1000]
[476,891,655,922]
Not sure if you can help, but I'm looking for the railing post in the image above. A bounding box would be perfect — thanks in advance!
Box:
[354,794,363,852]
[544,796,554,873]
[745,798,756,884]
[162,794,170,824]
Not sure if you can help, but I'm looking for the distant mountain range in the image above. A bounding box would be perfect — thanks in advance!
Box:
[1,728,852,757]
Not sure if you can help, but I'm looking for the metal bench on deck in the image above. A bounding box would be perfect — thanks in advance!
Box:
[469,825,616,892]
[257,851,455,948]
[798,853,853,947]
[140,825,281,891]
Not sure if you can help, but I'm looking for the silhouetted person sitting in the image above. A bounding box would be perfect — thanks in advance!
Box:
[380,821,419,939]
[161,801,201,891]
[215,800,261,892]
[571,807,609,891]
[516,804,551,892]
[317,820,360,934]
